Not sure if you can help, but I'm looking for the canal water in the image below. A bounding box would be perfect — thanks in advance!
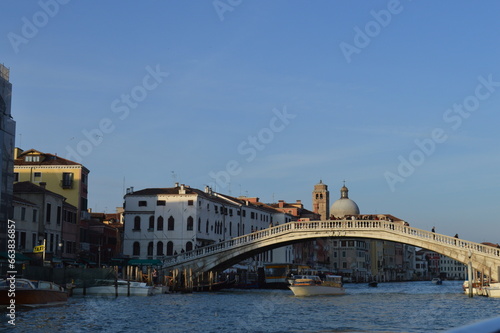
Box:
[2,280,500,332]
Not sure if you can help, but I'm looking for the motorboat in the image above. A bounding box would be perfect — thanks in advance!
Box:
[462,281,487,296]
[288,275,345,296]
[432,278,443,285]
[484,283,500,298]
[0,278,68,308]
[71,279,154,296]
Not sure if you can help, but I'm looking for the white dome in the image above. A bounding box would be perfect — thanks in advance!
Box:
[330,198,360,218]
[330,184,360,218]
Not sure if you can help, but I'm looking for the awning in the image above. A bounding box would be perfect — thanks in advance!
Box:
[0,252,33,262]
[127,259,162,266]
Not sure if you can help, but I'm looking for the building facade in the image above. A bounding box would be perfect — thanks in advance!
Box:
[14,149,89,261]
[122,184,294,265]
[0,64,16,252]
[13,181,65,262]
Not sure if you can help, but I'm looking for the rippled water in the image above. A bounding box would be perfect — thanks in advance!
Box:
[2,281,500,332]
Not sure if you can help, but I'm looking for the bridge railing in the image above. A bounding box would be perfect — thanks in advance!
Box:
[162,219,500,267]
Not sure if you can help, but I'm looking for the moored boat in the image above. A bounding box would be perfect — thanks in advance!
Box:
[0,278,68,308]
[288,275,345,296]
[71,279,154,296]
[484,283,500,298]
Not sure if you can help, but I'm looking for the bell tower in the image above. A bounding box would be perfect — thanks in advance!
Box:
[312,180,329,220]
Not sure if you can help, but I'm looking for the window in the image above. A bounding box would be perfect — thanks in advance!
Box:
[133,216,141,230]
[57,206,61,225]
[157,216,164,231]
[166,241,174,256]
[138,201,147,207]
[186,241,193,252]
[25,155,40,162]
[157,241,164,256]
[168,216,174,230]
[198,218,201,232]
[147,242,153,256]
[187,216,193,231]
[61,172,73,189]
[188,200,193,206]
[19,232,26,250]
[133,242,140,256]
[149,216,154,230]
[34,172,42,178]
[14,173,19,182]
[157,200,166,206]
[46,203,51,223]
[21,207,26,221]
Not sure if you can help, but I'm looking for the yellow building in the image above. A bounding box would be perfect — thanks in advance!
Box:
[14,148,89,213]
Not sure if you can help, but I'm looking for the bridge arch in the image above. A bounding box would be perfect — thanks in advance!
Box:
[163,220,500,282]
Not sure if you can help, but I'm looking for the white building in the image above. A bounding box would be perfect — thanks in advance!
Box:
[122,184,294,265]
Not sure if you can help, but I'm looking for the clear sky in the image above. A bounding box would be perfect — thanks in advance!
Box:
[2,1,499,244]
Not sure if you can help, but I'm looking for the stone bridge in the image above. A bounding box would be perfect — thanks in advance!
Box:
[163,220,500,282]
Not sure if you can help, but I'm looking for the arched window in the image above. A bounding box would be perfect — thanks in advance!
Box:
[166,241,174,256]
[187,216,193,231]
[157,216,164,231]
[186,241,193,252]
[168,216,175,230]
[157,241,164,256]
[133,242,140,256]
[134,216,141,230]
[149,216,154,230]
[147,242,154,256]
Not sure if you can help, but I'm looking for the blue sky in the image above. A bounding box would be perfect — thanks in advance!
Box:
[2,0,499,243]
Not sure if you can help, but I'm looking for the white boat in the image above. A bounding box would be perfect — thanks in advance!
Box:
[463,281,487,296]
[71,280,154,296]
[432,278,443,285]
[288,275,345,296]
[484,282,500,298]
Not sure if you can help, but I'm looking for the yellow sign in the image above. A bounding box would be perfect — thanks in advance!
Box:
[33,244,45,253]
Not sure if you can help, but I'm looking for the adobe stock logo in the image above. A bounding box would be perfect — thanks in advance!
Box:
[339,0,405,64]
[208,106,296,190]
[384,74,500,192]
[7,0,71,54]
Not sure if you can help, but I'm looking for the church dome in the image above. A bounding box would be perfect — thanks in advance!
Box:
[330,184,360,218]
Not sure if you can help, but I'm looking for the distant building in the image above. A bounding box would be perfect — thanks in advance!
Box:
[14,148,90,260]
[13,181,66,262]
[312,180,329,220]
[0,63,16,252]
[122,184,294,265]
